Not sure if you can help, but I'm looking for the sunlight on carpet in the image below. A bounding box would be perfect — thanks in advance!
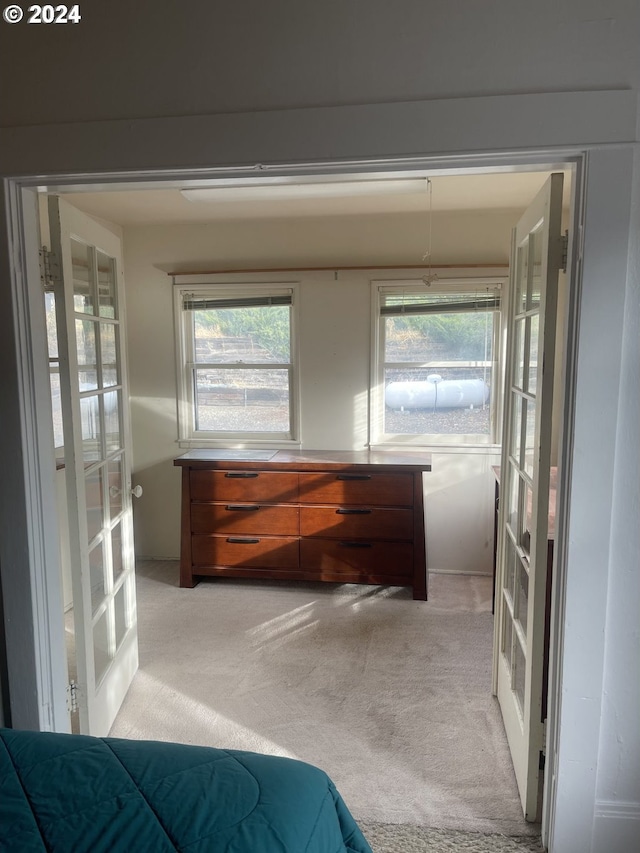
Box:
[110,561,540,838]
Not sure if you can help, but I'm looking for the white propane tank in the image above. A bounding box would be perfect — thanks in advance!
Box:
[385,378,489,410]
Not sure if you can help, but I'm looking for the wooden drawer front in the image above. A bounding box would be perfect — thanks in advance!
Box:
[300,539,413,579]
[192,535,299,568]
[190,470,298,503]
[300,506,413,540]
[191,503,299,536]
[298,472,413,507]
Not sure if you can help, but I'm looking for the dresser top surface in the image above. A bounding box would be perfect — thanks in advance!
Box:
[175,449,432,472]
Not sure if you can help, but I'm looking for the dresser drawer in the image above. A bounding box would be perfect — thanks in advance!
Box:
[300,505,413,540]
[191,503,299,535]
[298,472,413,506]
[300,539,413,580]
[192,535,299,568]
[190,470,298,503]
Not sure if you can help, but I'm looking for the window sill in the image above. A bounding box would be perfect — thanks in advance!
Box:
[370,441,501,455]
[177,438,301,451]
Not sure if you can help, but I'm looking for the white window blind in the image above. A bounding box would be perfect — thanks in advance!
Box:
[182,292,293,311]
[380,287,500,316]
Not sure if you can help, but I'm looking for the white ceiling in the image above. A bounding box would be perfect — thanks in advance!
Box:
[59,170,571,226]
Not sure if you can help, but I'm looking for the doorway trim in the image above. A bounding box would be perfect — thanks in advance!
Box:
[1,147,579,816]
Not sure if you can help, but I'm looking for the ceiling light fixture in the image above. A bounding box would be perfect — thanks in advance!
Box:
[180,179,429,204]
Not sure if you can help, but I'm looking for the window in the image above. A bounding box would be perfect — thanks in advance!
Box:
[371,280,502,445]
[175,284,297,443]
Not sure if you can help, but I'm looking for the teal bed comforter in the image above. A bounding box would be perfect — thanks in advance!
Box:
[0,729,372,852]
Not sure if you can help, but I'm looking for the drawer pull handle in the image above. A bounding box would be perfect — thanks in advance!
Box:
[226,537,260,544]
[225,504,260,511]
[339,541,373,548]
[225,471,259,478]
[336,474,371,481]
[336,508,372,515]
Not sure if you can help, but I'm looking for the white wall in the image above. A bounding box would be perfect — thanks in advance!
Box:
[547,148,640,853]
[2,1,638,127]
[590,147,640,852]
[122,210,515,570]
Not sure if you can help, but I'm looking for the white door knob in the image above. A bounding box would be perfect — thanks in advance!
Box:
[131,484,143,498]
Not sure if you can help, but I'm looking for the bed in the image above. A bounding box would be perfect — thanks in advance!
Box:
[0,728,372,852]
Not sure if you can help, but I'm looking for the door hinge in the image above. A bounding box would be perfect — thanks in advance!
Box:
[560,230,569,273]
[39,247,60,290]
[66,679,79,714]
[541,718,547,756]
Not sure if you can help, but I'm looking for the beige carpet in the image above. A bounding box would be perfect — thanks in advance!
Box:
[357,823,544,852]
[110,561,539,838]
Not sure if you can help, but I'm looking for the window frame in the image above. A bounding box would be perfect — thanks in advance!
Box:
[174,280,300,446]
[370,277,505,448]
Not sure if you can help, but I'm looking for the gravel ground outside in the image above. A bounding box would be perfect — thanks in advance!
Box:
[197,403,491,436]
[385,405,491,435]
[198,403,290,433]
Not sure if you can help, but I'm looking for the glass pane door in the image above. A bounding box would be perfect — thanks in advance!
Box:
[501,225,542,716]
[494,173,563,820]
[49,196,138,736]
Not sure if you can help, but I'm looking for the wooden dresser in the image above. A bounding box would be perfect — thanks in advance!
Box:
[174,450,432,599]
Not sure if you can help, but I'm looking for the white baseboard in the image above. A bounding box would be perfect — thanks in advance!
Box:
[592,800,640,853]
[135,555,179,562]
[429,568,493,577]
[136,561,493,576]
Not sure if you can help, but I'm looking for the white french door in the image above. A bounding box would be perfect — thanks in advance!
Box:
[494,174,564,820]
[49,196,139,736]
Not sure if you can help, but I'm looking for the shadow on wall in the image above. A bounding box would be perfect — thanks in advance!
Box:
[132,460,183,561]
[424,453,498,575]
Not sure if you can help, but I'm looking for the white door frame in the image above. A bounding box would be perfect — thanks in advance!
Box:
[0,95,635,851]
[0,185,70,733]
